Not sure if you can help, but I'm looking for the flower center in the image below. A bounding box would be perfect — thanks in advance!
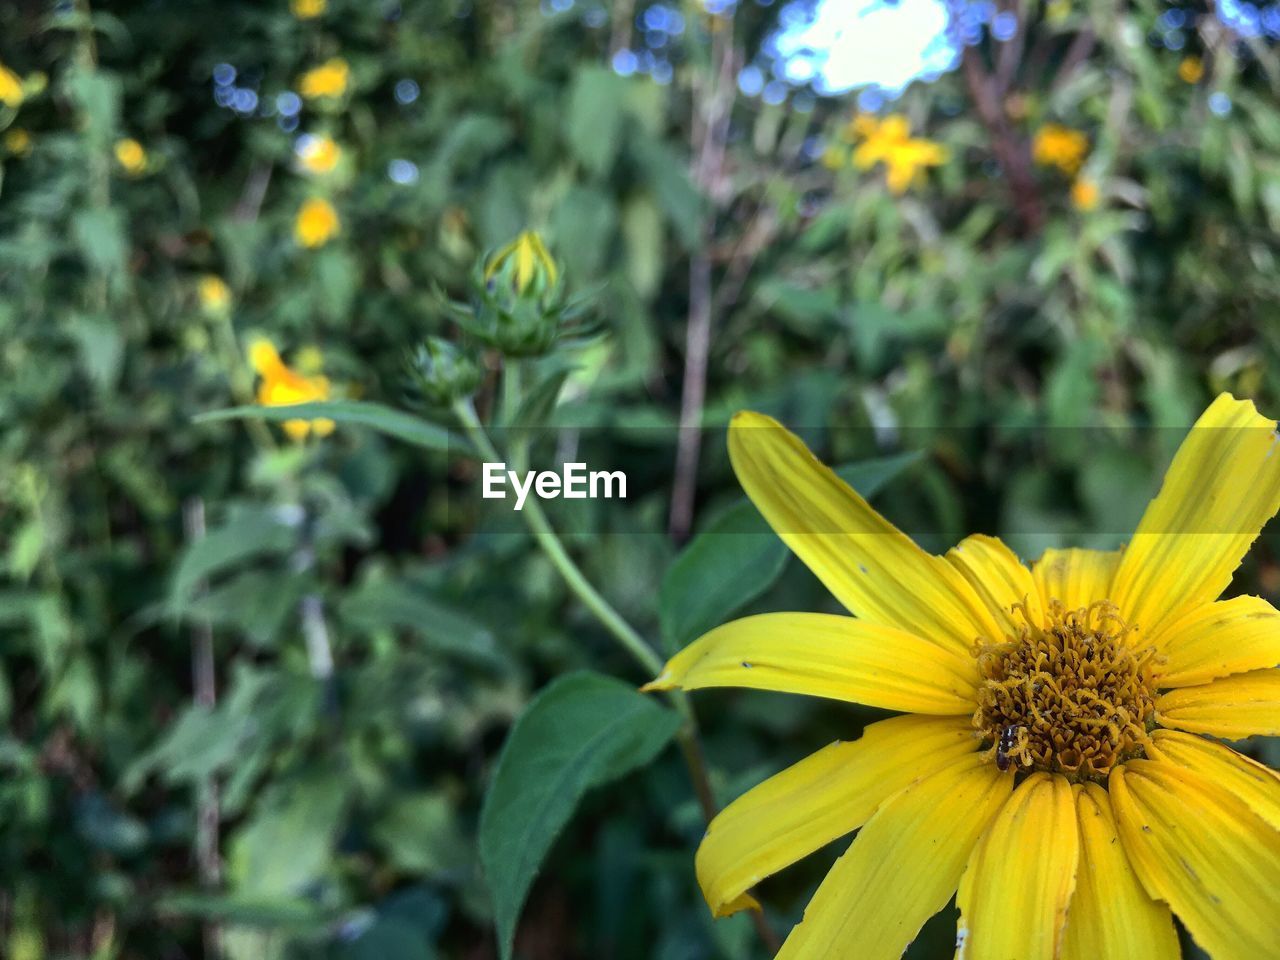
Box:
[972,600,1162,782]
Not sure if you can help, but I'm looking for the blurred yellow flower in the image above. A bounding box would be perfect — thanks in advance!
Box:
[295,197,340,248]
[1033,124,1088,175]
[291,0,326,18]
[1071,177,1100,211]
[298,58,349,100]
[114,138,148,175]
[297,134,341,175]
[4,127,31,157]
[485,230,558,293]
[1046,0,1071,23]
[249,338,335,440]
[851,114,948,195]
[198,274,232,313]
[1179,56,1205,84]
[0,62,23,108]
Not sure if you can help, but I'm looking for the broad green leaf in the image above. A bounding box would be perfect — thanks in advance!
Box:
[660,451,922,651]
[565,65,627,176]
[196,401,472,456]
[170,509,295,607]
[338,573,503,667]
[479,672,681,960]
[372,792,470,877]
[230,774,349,897]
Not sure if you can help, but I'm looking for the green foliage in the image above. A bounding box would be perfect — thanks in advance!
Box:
[3,0,1279,957]
[478,672,682,960]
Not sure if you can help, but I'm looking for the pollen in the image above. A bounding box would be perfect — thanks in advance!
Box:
[972,600,1162,782]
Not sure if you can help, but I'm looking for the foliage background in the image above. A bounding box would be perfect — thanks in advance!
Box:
[2,0,1279,957]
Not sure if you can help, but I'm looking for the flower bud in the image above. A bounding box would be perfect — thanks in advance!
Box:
[405,337,481,406]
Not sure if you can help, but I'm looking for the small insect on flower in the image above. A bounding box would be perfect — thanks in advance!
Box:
[995,724,1024,772]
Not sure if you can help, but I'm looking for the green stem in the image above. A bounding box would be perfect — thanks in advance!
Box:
[453,398,662,677]
[452,390,758,939]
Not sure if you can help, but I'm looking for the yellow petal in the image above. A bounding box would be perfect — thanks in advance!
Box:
[283,418,310,441]
[955,773,1078,960]
[1110,759,1280,960]
[946,534,1042,637]
[1157,667,1280,737]
[728,412,1001,656]
[1031,547,1120,612]
[776,754,1011,960]
[1154,595,1280,687]
[1060,782,1179,960]
[643,612,977,714]
[1111,393,1280,640]
[697,714,977,917]
[1151,729,1280,830]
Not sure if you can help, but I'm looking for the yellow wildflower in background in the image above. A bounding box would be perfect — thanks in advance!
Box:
[298,58,349,100]
[0,62,24,108]
[197,275,232,313]
[850,114,948,194]
[1071,176,1100,211]
[114,138,148,175]
[297,134,341,175]
[646,393,1280,958]
[1032,123,1088,175]
[485,230,558,293]
[295,197,340,248]
[249,338,335,440]
[4,128,31,157]
[291,0,326,18]
[1179,56,1205,84]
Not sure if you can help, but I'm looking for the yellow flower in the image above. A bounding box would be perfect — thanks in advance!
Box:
[249,338,335,440]
[1033,123,1088,175]
[295,197,340,248]
[850,114,948,194]
[1179,56,1205,84]
[646,393,1280,958]
[4,127,31,157]
[1071,176,1100,211]
[114,138,147,175]
[197,275,232,313]
[297,134,341,175]
[485,230,558,294]
[298,58,349,100]
[0,62,23,108]
[291,0,326,18]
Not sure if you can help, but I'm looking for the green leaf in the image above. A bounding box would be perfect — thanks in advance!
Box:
[229,774,349,897]
[659,501,787,652]
[565,66,627,176]
[170,509,295,607]
[479,672,681,960]
[660,451,921,651]
[338,572,503,667]
[195,401,473,456]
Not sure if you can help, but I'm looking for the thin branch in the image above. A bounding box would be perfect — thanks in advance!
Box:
[959,39,1044,232]
[669,18,739,541]
[183,498,223,960]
